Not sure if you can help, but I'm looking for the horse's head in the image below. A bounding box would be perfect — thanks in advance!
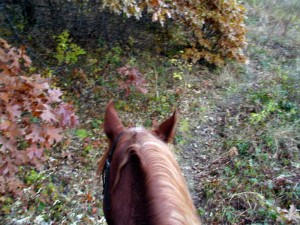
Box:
[98,101,201,225]
[97,100,177,175]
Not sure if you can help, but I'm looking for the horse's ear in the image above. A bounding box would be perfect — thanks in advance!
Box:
[104,100,124,140]
[153,110,177,143]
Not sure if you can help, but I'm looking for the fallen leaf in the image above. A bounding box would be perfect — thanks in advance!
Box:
[26,145,43,159]
[229,147,239,157]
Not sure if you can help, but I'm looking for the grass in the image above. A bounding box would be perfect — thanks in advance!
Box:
[194,1,300,224]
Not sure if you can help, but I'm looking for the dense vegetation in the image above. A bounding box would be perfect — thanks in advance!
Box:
[0,0,299,224]
[1,0,246,66]
[101,0,247,65]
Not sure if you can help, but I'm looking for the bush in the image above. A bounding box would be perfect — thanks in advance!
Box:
[102,0,247,66]
[54,30,86,65]
[0,38,78,196]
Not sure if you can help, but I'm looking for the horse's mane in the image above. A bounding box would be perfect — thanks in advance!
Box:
[99,128,200,225]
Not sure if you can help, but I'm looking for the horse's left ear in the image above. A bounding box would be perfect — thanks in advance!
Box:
[104,100,124,141]
[153,110,177,143]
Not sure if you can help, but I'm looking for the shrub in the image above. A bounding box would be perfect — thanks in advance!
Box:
[54,30,86,65]
[101,0,247,66]
[0,38,78,196]
[116,64,148,96]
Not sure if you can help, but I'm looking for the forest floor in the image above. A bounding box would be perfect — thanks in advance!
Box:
[1,1,300,225]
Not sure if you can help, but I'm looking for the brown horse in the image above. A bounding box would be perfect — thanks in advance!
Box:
[97,101,201,225]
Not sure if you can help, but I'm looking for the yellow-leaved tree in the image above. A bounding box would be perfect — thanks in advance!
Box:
[101,0,247,66]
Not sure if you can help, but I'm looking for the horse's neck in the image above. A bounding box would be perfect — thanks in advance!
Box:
[108,152,153,225]
[108,140,201,225]
[141,144,201,225]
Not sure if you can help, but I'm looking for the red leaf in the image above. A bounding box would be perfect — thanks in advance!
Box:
[11,150,28,165]
[150,0,159,7]
[6,177,25,196]
[6,104,22,119]
[92,207,98,214]
[86,192,93,202]
[3,122,25,141]
[0,38,11,49]
[8,48,21,70]
[43,125,63,144]
[47,89,62,103]
[0,176,6,193]
[0,136,16,153]
[116,65,148,96]
[0,158,18,176]
[25,125,45,143]
[26,145,43,159]
[29,74,50,90]
[20,46,32,67]
[40,104,57,123]
[0,120,10,130]
[55,103,78,127]
[0,93,9,102]
[0,49,9,63]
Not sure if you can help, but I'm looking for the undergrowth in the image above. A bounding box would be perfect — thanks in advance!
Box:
[196,1,300,224]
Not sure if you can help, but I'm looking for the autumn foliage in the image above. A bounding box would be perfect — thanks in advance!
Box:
[117,65,148,96]
[0,39,78,196]
[102,0,247,66]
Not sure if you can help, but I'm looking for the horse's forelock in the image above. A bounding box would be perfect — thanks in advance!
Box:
[134,131,200,224]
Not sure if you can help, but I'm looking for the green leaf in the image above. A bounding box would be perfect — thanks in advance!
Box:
[75,129,89,139]
[37,201,46,212]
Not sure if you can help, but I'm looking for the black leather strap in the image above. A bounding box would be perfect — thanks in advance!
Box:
[102,131,125,211]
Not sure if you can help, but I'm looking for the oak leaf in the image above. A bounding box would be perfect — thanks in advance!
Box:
[48,89,63,103]
[43,125,63,144]
[55,103,79,127]
[25,125,45,143]
[26,145,43,160]
[0,92,10,102]
[11,150,28,165]
[40,104,57,123]
[0,120,10,130]
[0,136,16,153]
[6,104,22,119]
[6,177,24,196]
[0,159,18,176]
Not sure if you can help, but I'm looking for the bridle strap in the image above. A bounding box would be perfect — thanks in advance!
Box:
[102,131,125,211]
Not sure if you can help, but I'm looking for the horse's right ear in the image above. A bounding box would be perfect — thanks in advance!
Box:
[104,100,124,140]
[153,110,177,143]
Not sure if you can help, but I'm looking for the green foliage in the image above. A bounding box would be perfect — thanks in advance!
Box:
[91,119,103,129]
[154,93,177,116]
[249,77,299,125]
[236,140,251,155]
[204,148,300,223]
[198,4,300,221]
[25,170,45,185]
[216,86,299,222]
[0,196,13,214]
[54,30,86,65]
[179,119,190,133]
[102,45,122,67]
[169,58,192,83]
[75,129,89,140]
